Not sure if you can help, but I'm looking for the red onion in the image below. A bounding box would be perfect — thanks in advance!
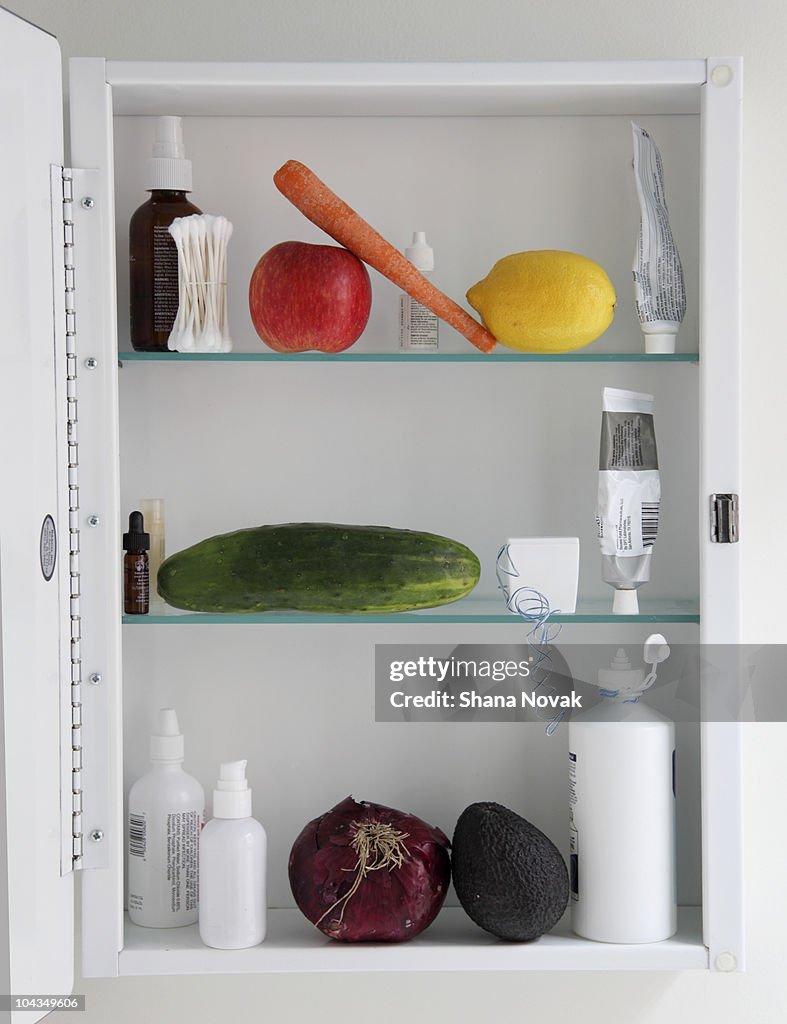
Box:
[289,796,451,942]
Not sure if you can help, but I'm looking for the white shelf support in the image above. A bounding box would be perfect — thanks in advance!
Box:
[699,56,745,971]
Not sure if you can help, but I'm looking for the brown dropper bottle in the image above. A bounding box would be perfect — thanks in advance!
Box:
[129,116,201,351]
[123,511,150,615]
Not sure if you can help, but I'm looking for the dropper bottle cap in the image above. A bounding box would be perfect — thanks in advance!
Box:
[123,511,150,553]
[146,115,193,192]
[150,708,185,763]
[405,231,434,272]
[212,759,252,819]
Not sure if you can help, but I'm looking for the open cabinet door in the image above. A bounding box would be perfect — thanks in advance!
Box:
[0,10,74,1022]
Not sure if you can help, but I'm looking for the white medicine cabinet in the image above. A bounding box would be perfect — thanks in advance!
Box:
[0,8,744,1019]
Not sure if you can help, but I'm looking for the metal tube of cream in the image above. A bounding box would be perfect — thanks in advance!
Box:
[597,387,660,614]
[631,123,686,354]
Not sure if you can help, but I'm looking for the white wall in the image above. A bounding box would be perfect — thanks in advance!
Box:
[7,0,785,1020]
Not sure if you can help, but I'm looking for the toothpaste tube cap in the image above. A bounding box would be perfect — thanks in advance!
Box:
[612,588,640,615]
[644,333,677,354]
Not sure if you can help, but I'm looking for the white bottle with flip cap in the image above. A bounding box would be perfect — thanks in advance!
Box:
[568,636,676,943]
[199,760,267,949]
[127,708,205,928]
[399,231,439,352]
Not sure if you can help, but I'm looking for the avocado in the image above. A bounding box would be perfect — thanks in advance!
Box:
[452,801,568,941]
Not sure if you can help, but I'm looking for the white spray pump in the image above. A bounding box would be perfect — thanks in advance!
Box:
[569,635,676,943]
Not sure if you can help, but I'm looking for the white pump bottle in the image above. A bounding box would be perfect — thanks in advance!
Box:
[199,760,267,949]
[127,708,205,928]
[568,636,676,943]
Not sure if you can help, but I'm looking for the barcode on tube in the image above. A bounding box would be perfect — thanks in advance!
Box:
[642,502,660,546]
[129,813,146,857]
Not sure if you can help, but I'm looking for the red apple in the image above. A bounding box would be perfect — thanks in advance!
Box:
[248,241,372,353]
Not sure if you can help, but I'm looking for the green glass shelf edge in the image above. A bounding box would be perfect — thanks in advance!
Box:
[118,351,699,364]
[124,599,699,625]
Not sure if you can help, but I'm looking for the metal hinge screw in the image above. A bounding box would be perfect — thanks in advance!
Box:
[89,672,102,685]
[87,514,100,528]
[81,196,95,210]
[90,829,104,843]
[85,357,98,370]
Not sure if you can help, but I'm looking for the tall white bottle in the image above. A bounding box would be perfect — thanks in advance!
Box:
[399,231,439,352]
[569,642,676,943]
[199,760,267,949]
[127,708,205,927]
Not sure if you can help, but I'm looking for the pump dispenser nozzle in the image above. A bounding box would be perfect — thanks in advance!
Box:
[213,759,252,819]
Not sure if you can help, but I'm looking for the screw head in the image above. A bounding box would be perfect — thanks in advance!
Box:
[81,196,95,209]
[715,950,738,972]
[89,672,102,685]
[87,515,100,527]
[85,357,98,370]
[90,829,104,843]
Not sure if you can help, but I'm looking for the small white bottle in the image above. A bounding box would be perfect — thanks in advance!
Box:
[399,231,439,352]
[127,708,205,928]
[569,641,676,943]
[199,760,267,949]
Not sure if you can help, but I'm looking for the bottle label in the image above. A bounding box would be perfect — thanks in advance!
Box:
[400,295,439,351]
[167,810,200,913]
[153,224,181,333]
[127,808,201,915]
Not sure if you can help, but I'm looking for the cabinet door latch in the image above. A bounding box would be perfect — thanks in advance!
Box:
[710,493,739,543]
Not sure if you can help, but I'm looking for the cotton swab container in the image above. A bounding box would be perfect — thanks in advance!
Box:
[168,214,234,352]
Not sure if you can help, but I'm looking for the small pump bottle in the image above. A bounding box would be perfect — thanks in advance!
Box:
[568,640,676,943]
[130,116,202,351]
[399,231,439,352]
[123,510,150,615]
[199,760,267,949]
[127,709,205,928]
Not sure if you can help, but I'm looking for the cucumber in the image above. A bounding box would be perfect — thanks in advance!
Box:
[157,523,481,614]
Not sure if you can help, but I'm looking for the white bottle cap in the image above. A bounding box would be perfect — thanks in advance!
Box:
[598,647,645,696]
[612,588,640,615]
[146,115,193,192]
[150,707,184,763]
[405,231,434,272]
[212,759,252,819]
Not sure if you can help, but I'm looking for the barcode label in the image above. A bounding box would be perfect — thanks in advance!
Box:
[642,501,660,546]
[129,812,146,858]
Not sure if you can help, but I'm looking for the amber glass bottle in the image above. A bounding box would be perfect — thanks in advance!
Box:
[129,116,201,352]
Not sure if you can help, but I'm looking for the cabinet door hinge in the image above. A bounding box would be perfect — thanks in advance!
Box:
[710,493,739,543]
[55,166,84,868]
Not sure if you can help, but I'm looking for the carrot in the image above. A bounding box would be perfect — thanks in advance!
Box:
[273,160,497,354]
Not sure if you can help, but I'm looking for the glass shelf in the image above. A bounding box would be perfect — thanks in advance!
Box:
[118,350,699,364]
[123,596,699,625]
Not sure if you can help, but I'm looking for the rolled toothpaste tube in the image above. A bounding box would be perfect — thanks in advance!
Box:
[597,387,660,614]
[631,122,686,354]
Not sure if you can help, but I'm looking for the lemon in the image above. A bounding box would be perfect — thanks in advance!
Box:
[466,250,616,353]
